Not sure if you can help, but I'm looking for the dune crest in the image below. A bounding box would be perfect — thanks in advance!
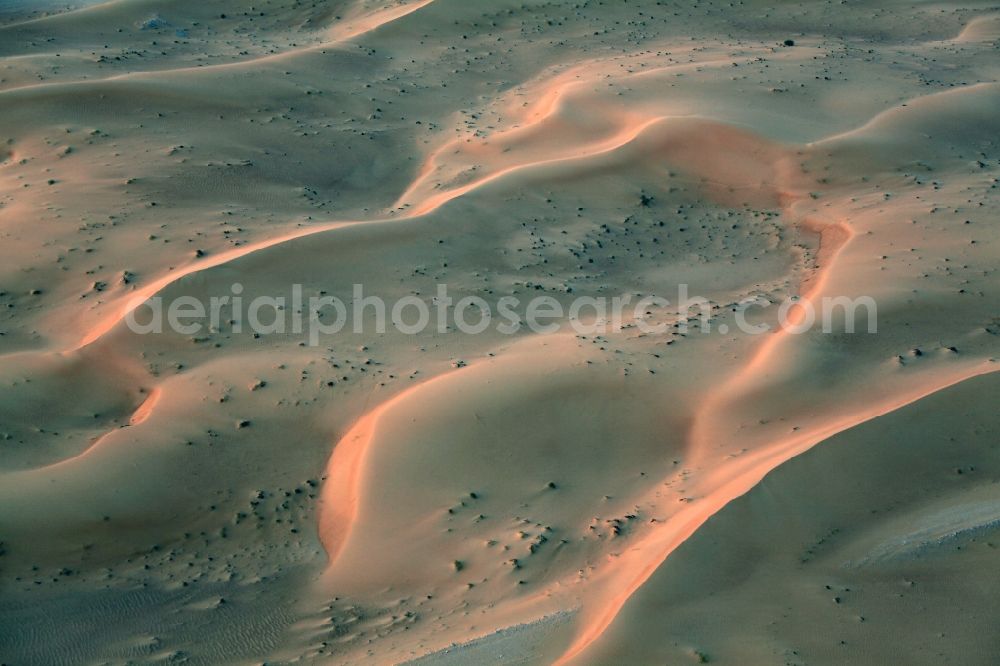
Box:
[1,1,998,663]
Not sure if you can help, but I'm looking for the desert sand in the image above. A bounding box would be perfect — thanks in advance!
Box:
[0,0,998,664]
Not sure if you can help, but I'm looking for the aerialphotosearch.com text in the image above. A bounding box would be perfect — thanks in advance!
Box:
[124,283,877,345]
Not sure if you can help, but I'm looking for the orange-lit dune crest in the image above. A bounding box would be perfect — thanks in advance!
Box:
[1,1,998,664]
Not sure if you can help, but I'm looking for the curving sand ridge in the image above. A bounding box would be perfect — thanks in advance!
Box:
[327,0,437,42]
[67,106,799,356]
[574,371,1000,664]
[550,80,1000,663]
[0,1,998,664]
[955,13,1000,42]
[66,116,753,353]
[0,0,437,94]
[317,362,460,567]
[554,362,1000,665]
[314,77,999,662]
[551,215,858,663]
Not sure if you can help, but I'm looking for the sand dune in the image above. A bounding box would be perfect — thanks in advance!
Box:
[0,0,998,664]
[577,372,1000,664]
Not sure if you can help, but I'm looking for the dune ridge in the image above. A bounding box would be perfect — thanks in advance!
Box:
[1,1,998,663]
